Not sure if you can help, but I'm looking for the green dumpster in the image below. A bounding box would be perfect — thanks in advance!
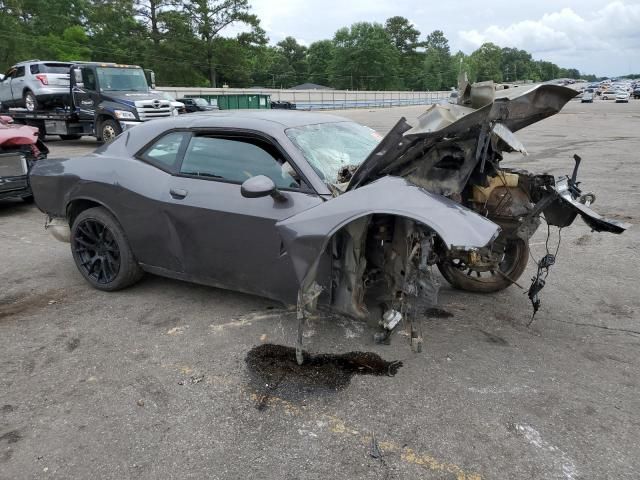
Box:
[186,94,271,110]
[216,94,271,110]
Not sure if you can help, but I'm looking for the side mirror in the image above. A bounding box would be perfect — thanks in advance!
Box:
[0,74,4,82]
[73,69,84,88]
[241,175,286,201]
[150,71,156,90]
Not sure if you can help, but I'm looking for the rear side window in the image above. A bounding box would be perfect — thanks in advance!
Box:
[140,131,190,171]
[180,136,299,189]
[30,64,40,74]
[41,63,71,74]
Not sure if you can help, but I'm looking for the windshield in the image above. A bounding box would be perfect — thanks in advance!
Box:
[96,67,149,92]
[286,121,381,185]
[194,98,209,106]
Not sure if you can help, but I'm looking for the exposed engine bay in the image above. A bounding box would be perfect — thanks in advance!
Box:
[285,78,630,364]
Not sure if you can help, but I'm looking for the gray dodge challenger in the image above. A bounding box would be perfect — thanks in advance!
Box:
[30,82,628,360]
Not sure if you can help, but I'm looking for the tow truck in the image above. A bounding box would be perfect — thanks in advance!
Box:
[4,62,176,142]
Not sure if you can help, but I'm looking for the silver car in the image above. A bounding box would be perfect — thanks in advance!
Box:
[0,60,72,111]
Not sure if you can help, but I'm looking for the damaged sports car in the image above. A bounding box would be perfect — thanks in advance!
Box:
[0,115,48,201]
[30,81,628,363]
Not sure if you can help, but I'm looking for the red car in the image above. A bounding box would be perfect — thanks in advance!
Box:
[0,115,48,201]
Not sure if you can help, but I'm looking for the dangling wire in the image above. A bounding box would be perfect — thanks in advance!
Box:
[527,221,563,326]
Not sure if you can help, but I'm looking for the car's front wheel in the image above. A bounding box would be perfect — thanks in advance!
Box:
[438,237,530,293]
[100,119,122,143]
[23,90,38,111]
[71,207,143,291]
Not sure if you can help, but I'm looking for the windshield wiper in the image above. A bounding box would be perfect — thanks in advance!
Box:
[182,171,224,179]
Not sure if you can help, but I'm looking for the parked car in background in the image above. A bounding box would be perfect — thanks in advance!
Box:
[0,60,72,111]
[615,91,630,103]
[601,90,616,100]
[0,115,48,201]
[177,97,218,112]
[581,90,594,103]
[633,87,640,99]
[151,90,186,114]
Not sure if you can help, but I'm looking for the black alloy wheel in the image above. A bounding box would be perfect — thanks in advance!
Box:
[73,217,121,284]
[70,207,143,291]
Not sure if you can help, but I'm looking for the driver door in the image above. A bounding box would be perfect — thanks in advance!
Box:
[165,132,322,303]
[71,66,101,122]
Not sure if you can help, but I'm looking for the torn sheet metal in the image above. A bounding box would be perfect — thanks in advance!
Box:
[276,175,500,286]
[548,178,630,233]
[347,84,576,191]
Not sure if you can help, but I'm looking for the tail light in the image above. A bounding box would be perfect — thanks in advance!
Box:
[35,74,48,85]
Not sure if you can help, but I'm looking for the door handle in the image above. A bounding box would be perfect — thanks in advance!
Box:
[170,188,188,199]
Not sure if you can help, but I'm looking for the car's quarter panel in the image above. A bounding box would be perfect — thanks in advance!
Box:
[30,153,184,272]
[165,175,323,304]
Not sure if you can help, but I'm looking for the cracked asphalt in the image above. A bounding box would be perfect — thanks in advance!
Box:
[1,98,639,479]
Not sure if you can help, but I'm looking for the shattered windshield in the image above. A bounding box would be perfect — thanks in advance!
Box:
[286,122,381,185]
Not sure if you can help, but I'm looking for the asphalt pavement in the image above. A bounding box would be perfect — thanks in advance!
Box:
[1,98,639,479]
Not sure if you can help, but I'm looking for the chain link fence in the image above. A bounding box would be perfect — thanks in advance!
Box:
[157,87,452,110]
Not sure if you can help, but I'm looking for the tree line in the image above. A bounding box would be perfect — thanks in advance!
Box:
[0,0,597,89]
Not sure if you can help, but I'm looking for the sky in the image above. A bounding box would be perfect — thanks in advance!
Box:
[242,0,640,77]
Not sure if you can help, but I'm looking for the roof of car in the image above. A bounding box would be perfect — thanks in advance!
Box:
[188,109,350,128]
[113,109,355,158]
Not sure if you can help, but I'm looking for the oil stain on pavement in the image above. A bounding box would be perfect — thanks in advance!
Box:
[245,344,402,407]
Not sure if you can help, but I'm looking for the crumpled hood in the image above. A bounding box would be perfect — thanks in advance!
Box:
[347,84,577,191]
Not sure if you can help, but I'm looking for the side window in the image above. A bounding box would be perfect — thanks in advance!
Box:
[15,66,25,78]
[30,64,40,74]
[140,131,189,171]
[180,136,300,189]
[81,69,97,91]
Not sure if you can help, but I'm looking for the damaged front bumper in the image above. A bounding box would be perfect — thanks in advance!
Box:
[544,177,630,233]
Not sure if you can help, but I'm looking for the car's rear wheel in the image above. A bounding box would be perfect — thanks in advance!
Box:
[23,90,38,111]
[100,119,121,143]
[438,238,529,293]
[71,207,143,291]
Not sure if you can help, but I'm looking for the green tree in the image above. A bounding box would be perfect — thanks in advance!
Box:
[423,30,454,90]
[135,0,174,47]
[384,16,420,53]
[86,0,149,65]
[384,16,423,90]
[470,42,503,82]
[276,36,308,87]
[307,40,334,86]
[535,60,560,81]
[329,22,400,90]
[185,0,259,87]
[44,26,92,61]
[500,47,536,82]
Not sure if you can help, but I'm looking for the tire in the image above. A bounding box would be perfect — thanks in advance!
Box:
[438,238,530,293]
[70,207,143,291]
[59,134,82,141]
[100,119,121,143]
[23,90,38,111]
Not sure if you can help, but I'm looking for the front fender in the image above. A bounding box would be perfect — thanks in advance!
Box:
[276,176,500,285]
